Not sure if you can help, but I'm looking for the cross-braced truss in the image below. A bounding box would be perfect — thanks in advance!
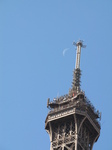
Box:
[45,92,100,150]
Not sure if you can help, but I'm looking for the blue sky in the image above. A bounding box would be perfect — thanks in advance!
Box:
[0,0,112,150]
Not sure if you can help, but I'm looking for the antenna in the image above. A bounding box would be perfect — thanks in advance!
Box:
[70,40,86,94]
[73,40,86,69]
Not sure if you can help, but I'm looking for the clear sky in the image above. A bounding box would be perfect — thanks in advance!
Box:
[0,0,112,150]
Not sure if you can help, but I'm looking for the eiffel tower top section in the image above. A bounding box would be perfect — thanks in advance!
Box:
[45,40,101,150]
[45,40,101,130]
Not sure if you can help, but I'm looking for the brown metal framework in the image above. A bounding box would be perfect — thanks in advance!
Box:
[45,40,101,150]
[45,92,100,150]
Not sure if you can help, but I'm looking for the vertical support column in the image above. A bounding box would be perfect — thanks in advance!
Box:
[87,132,89,149]
[49,122,53,150]
[74,115,78,150]
[57,125,60,140]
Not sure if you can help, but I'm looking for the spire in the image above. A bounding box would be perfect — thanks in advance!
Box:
[73,40,86,69]
[70,40,86,95]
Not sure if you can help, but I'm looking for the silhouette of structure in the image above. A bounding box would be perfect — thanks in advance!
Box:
[45,40,101,150]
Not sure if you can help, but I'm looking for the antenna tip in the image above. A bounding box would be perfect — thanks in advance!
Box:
[73,40,86,48]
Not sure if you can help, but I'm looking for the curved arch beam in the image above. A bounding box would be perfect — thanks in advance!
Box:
[91,134,100,150]
[78,116,86,134]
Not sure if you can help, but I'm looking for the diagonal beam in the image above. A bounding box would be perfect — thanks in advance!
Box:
[70,143,75,149]
[64,145,72,150]
[78,116,86,134]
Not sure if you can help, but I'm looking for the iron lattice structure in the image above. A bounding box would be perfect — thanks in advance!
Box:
[45,40,101,150]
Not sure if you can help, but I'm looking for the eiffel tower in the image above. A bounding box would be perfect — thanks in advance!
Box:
[45,40,101,150]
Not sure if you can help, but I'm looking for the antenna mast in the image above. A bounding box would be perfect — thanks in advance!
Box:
[71,40,86,94]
